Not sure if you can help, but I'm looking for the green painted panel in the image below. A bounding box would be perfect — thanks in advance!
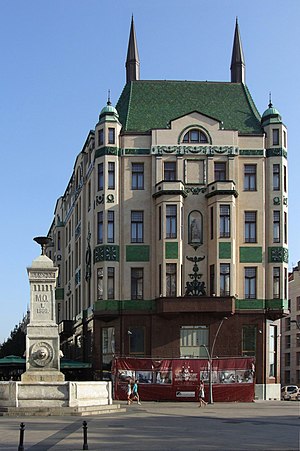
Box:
[123,148,150,155]
[126,245,150,262]
[55,288,64,300]
[239,149,264,156]
[268,247,289,263]
[239,247,262,263]
[235,299,265,309]
[219,242,231,259]
[265,299,289,309]
[266,148,287,159]
[165,242,178,259]
[95,147,119,158]
[94,299,155,312]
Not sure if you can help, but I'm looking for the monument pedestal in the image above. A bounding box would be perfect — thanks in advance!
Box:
[0,238,117,416]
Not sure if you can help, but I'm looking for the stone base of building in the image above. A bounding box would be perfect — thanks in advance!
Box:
[255,383,281,400]
[0,380,113,414]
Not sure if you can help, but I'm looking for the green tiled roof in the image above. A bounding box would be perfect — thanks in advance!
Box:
[116,80,262,134]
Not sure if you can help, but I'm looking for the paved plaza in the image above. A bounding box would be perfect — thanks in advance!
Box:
[0,401,299,450]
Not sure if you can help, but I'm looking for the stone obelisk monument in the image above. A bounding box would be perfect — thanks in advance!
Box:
[21,237,64,382]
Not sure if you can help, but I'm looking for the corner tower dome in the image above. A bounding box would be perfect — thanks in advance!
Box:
[261,101,282,126]
[99,100,119,123]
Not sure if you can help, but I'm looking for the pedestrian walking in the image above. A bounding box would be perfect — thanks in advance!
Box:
[198,380,207,407]
[127,380,132,405]
[131,379,141,404]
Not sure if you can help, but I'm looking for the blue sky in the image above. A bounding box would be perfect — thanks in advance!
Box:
[0,0,299,343]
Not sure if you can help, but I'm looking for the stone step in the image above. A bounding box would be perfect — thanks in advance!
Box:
[0,404,126,417]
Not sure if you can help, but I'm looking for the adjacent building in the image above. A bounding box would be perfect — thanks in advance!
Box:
[47,18,289,398]
[281,265,300,385]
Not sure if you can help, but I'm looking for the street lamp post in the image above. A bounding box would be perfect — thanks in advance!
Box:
[200,317,228,404]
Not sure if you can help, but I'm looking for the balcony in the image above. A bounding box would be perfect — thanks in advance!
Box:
[153,180,187,199]
[205,180,238,199]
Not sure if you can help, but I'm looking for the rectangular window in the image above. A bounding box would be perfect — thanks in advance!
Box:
[269,324,277,377]
[273,211,280,243]
[164,161,176,181]
[107,267,115,299]
[98,129,104,146]
[129,327,145,355]
[220,263,230,296]
[131,268,144,300]
[108,162,115,189]
[284,165,287,192]
[97,211,103,244]
[272,128,279,146]
[242,325,257,356]
[107,210,114,243]
[180,326,209,358]
[245,211,257,243]
[244,164,256,191]
[285,353,291,367]
[273,164,280,191]
[87,181,91,210]
[132,163,144,190]
[210,206,214,240]
[166,205,177,238]
[284,267,288,299]
[57,231,61,251]
[214,162,226,181]
[131,211,144,243]
[166,263,177,296]
[97,268,104,300]
[273,267,280,298]
[102,327,115,357]
[284,212,287,244]
[98,163,104,191]
[244,267,257,299]
[283,130,287,148]
[108,128,115,144]
[158,206,162,240]
[285,317,290,331]
[220,205,230,238]
[297,296,300,310]
[209,264,215,296]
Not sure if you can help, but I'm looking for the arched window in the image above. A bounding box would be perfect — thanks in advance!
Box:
[188,210,203,248]
[182,129,208,144]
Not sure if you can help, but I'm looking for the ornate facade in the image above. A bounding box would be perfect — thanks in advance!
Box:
[47,18,288,398]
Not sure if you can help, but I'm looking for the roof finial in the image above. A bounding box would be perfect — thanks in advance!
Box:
[268,91,273,108]
[107,89,111,106]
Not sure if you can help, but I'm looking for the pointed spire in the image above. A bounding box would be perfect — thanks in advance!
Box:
[230,18,245,83]
[126,15,140,83]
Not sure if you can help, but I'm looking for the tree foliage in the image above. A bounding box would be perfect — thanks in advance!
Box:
[0,320,26,358]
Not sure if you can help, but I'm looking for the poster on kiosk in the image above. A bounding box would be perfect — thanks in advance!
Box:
[112,357,255,402]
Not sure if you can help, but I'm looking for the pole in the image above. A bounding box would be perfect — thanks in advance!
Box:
[18,422,25,451]
[201,317,228,405]
[82,421,88,450]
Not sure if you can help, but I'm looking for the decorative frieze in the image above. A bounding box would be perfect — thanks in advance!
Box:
[152,145,238,156]
[268,247,289,263]
[94,245,119,262]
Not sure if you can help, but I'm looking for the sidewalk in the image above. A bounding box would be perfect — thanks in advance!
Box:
[0,401,298,450]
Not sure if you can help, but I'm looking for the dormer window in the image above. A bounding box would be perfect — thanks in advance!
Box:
[182,129,208,143]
